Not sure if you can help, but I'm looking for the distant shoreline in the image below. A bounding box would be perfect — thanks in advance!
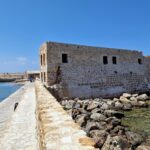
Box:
[0,78,16,82]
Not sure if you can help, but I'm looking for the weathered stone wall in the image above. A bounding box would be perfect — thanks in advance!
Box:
[145,57,150,88]
[40,42,149,98]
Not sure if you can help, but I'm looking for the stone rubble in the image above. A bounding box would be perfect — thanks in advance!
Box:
[61,93,150,150]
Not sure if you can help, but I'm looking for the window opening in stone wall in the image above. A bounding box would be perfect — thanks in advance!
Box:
[44,72,46,82]
[41,72,43,82]
[138,58,142,64]
[41,55,43,65]
[103,56,108,64]
[112,56,117,64]
[43,54,45,65]
[62,53,68,63]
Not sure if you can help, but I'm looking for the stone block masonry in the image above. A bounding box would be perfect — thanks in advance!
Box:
[40,41,150,98]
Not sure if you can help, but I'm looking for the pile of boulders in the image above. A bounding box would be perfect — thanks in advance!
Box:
[60,93,150,150]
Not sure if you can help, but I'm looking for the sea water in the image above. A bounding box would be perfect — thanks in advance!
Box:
[0,83,22,102]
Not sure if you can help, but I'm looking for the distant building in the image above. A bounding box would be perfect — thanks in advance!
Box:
[40,41,150,98]
[26,71,40,79]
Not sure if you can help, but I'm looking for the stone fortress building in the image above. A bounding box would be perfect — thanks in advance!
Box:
[40,41,150,98]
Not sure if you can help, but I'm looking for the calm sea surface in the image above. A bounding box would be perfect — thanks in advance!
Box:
[0,83,22,102]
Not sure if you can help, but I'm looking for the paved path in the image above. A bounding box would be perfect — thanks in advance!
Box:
[0,83,38,150]
[0,84,26,140]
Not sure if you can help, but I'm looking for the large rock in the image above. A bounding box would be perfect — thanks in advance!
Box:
[126,131,144,148]
[104,110,124,119]
[110,136,130,150]
[123,103,132,111]
[90,130,108,148]
[73,102,82,109]
[120,96,130,104]
[87,101,100,111]
[123,93,132,98]
[85,122,105,133]
[113,98,120,102]
[82,100,90,110]
[91,108,102,114]
[100,103,109,110]
[90,113,106,121]
[75,114,87,127]
[137,94,149,101]
[130,96,137,101]
[89,129,108,139]
[105,117,121,127]
[111,118,121,127]
[138,101,148,107]
[132,94,139,97]
[62,100,75,110]
[114,101,124,110]
[101,135,129,150]
[110,125,125,135]
[72,108,82,119]
[101,135,112,150]
[130,101,139,107]
[136,145,150,150]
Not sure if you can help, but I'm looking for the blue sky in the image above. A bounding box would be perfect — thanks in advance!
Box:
[0,0,150,73]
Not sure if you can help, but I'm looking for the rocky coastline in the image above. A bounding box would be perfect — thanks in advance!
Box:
[60,93,150,150]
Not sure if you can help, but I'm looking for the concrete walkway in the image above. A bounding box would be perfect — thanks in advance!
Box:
[35,82,98,150]
[0,84,26,140]
[0,83,39,150]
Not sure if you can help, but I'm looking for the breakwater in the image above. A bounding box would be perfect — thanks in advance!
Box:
[60,93,150,149]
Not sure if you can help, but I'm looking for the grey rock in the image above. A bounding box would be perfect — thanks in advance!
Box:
[89,129,108,139]
[63,100,75,110]
[126,131,144,148]
[111,136,130,150]
[72,108,82,119]
[91,108,102,114]
[104,110,124,119]
[105,117,121,126]
[130,101,139,107]
[136,145,150,150]
[120,96,130,103]
[111,118,121,127]
[101,103,109,110]
[138,101,148,107]
[137,94,149,101]
[75,114,87,127]
[110,125,125,135]
[113,98,120,102]
[123,103,132,111]
[90,130,108,149]
[87,101,100,111]
[130,96,137,101]
[123,93,132,98]
[73,102,82,109]
[90,113,106,121]
[115,101,124,110]
[85,122,99,132]
[107,100,114,105]
[101,135,112,150]
[132,94,139,97]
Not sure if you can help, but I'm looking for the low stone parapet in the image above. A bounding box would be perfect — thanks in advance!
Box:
[35,81,98,150]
